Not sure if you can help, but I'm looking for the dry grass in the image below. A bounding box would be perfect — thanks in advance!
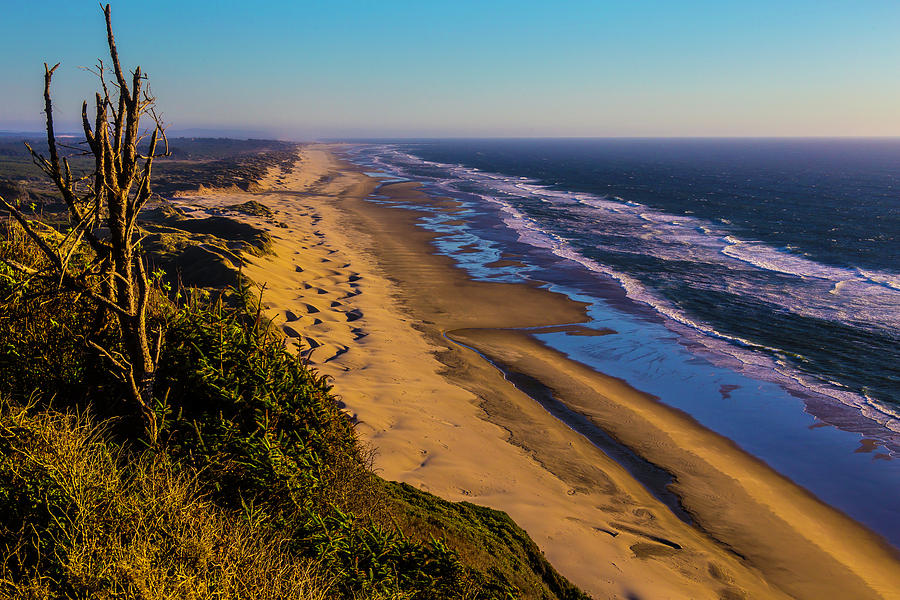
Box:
[0,402,333,600]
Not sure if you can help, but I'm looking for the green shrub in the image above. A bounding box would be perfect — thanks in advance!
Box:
[0,220,163,430]
[0,221,103,406]
[156,294,494,599]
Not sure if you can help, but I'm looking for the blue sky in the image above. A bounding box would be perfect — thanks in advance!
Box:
[1,1,898,138]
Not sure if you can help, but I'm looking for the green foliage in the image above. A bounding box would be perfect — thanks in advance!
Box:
[0,402,331,600]
[384,482,590,600]
[0,221,162,428]
[156,294,491,598]
[227,200,274,218]
[140,206,276,290]
[298,508,491,599]
[0,222,102,405]
[155,216,274,257]
[143,225,246,289]
[158,292,358,510]
[0,137,298,200]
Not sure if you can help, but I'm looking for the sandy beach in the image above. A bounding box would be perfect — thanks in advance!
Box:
[174,144,900,600]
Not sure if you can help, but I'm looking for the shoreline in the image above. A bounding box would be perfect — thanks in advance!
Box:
[174,144,900,599]
[350,142,900,454]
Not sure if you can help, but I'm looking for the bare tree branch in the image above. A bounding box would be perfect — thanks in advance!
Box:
[104,4,130,104]
[0,256,39,276]
[1,4,168,442]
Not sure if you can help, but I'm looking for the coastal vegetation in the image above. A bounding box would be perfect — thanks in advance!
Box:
[0,137,298,202]
[0,5,587,599]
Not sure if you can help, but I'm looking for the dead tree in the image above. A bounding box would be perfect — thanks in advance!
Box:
[0,4,168,442]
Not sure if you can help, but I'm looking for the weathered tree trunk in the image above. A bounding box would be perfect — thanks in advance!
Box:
[0,4,168,442]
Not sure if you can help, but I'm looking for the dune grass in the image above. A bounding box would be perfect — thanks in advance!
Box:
[0,404,332,600]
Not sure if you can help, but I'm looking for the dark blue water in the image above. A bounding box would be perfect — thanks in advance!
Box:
[341,139,900,546]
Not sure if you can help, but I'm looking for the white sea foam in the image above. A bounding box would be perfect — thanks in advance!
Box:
[360,144,900,330]
[858,269,900,291]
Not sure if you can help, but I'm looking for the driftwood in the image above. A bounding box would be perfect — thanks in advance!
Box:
[0,4,168,442]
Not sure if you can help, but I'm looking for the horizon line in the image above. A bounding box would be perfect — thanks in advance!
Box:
[4,130,900,142]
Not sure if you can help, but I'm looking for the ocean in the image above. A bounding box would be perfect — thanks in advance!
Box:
[341,138,900,546]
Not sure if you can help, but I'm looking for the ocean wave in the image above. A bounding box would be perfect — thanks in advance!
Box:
[858,269,900,291]
[357,144,900,331]
[480,186,900,438]
[723,237,853,281]
[484,191,806,354]
[344,143,900,442]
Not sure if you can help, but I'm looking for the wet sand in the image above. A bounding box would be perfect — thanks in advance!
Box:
[173,144,900,600]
